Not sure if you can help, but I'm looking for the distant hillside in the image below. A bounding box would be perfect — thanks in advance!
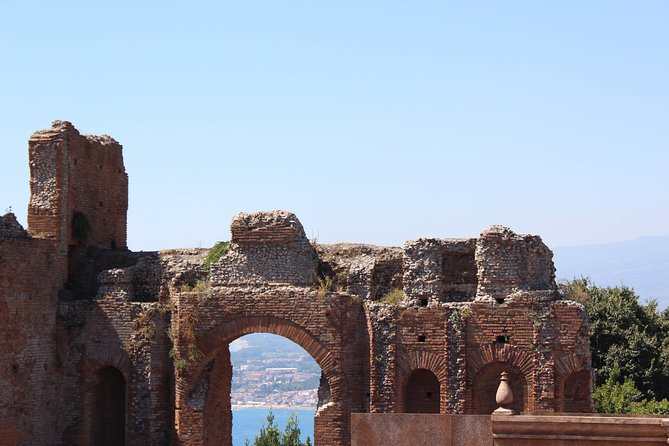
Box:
[553,235,669,308]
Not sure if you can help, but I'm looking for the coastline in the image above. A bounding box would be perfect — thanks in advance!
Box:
[232,404,315,412]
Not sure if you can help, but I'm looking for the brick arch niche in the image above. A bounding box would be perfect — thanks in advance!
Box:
[93,366,127,446]
[81,351,130,446]
[176,316,346,446]
[562,370,592,413]
[403,369,440,413]
[471,362,527,414]
[555,353,593,413]
[395,351,447,413]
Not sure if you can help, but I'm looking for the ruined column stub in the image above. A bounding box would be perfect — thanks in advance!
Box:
[210,210,319,286]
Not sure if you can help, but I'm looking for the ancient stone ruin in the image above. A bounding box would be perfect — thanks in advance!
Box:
[0,121,592,446]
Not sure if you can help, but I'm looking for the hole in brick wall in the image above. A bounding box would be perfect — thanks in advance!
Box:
[73,159,78,166]
[425,391,433,400]
[418,335,426,342]
[420,298,428,307]
[99,201,103,207]
[496,335,510,344]
[495,297,505,305]
[98,165,103,170]
[11,365,17,374]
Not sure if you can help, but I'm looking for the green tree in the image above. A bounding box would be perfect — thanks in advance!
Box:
[593,368,643,413]
[594,368,669,414]
[246,411,312,446]
[561,278,669,399]
[561,278,669,414]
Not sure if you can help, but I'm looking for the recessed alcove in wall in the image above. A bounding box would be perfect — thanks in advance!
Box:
[370,258,403,300]
[441,245,478,301]
[472,362,526,414]
[93,366,126,446]
[563,370,592,413]
[404,369,440,413]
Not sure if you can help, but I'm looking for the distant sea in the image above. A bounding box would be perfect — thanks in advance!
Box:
[233,407,315,446]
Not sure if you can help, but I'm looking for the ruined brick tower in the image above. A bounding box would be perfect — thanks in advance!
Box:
[0,122,592,446]
[27,120,128,252]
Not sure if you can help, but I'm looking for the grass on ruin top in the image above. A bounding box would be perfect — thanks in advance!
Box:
[203,241,229,270]
[380,288,404,304]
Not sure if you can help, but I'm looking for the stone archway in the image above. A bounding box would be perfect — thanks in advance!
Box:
[176,316,347,446]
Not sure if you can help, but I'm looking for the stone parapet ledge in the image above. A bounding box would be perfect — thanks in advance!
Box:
[491,413,669,445]
[351,413,492,446]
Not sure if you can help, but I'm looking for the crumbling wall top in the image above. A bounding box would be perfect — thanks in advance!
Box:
[27,120,128,250]
[212,211,318,286]
[230,210,306,246]
[0,213,31,240]
[476,225,556,300]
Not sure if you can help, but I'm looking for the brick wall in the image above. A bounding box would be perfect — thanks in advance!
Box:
[1,122,593,446]
[28,121,128,250]
[0,233,65,445]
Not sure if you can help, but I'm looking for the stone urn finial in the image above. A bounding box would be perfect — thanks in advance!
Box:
[493,371,516,415]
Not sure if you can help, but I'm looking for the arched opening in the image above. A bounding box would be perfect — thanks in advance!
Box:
[185,316,345,446]
[230,333,320,445]
[93,366,126,446]
[563,370,591,413]
[404,369,440,413]
[472,362,526,414]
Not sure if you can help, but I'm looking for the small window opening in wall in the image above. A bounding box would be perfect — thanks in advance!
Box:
[495,297,505,305]
[11,365,17,374]
[73,159,78,166]
[496,335,510,344]
[99,201,103,207]
[425,391,433,400]
[418,335,426,342]
[420,298,428,307]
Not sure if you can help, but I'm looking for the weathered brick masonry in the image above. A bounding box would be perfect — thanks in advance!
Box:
[0,121,592,446]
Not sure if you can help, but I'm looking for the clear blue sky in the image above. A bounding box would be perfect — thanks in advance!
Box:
[1,1,667,251]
